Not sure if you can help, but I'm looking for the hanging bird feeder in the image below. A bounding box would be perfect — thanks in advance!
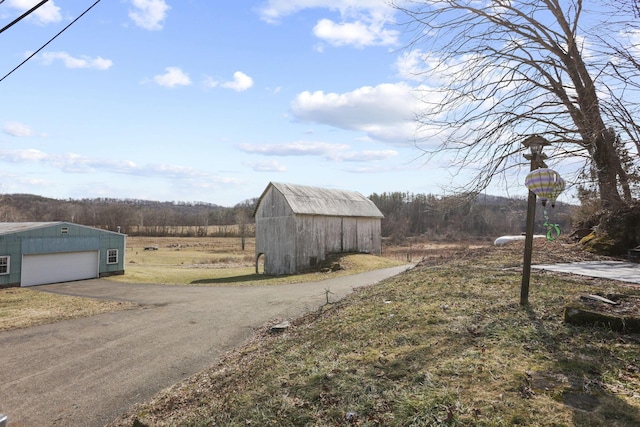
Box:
[525,168,565,240]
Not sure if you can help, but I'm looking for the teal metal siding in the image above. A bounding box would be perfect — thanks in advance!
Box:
[0,222,125,287]
[22,237,101,254]
[100,234,126,275]
[0,235,23,286]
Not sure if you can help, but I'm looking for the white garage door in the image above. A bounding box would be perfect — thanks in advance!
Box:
[21,251,99,287]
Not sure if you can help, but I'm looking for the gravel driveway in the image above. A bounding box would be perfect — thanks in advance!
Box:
[0,265,410,426]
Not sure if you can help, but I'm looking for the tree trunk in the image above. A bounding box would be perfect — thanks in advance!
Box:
[591,129,625,209]
[559,20,625,209]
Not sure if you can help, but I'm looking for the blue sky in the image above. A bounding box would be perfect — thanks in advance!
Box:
[0,0,521,206]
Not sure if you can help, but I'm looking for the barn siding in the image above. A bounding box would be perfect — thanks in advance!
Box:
[295,215,325,271]
[324,217,343,253]
[256,216,296,275]
[255,185,294,219]
[254,183,383,275]
[342,217,358,252]
[355,218,382,254]
[255,187,297,275]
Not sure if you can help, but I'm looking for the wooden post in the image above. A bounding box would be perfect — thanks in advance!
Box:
[520,135,549,306]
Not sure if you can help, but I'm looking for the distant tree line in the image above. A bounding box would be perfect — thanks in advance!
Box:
[369,192,575,242]
[0,192,575,240]
[0,194,258,237]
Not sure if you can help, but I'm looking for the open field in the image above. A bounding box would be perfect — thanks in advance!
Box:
[112,236,408,286]
[110,239,640,427]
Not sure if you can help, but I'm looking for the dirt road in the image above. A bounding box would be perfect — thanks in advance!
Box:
[0,265,410,426]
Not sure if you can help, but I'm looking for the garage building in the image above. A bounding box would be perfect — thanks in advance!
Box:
[0,222,125,287]
[254,182,383,275]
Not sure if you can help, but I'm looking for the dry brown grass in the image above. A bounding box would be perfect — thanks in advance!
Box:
[113,237,407,286]
[110,238,640,427]
[127,235,255,252]
[382,238,491,263]
[0,288,135,331]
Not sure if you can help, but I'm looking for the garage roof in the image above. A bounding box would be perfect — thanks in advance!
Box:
[0,222,62,236]
[0,222,122,236]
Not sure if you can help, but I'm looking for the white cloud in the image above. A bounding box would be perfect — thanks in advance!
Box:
[40,52,113,70]
[395,49,469,88]
[238,141,349,156]
[152,67,191,88]
[221,71,254,92]
[129,0,170,31]
[204,72,254,91]
[328,149,398,162]
[238,142,397,163]
[203,76,219,88]
[182,176,242,191]
[0,148,49,162]
[313,18,398,48]
[258,0,399,47]
[258,0,391,23]
[395,50,430,82]
[2,122,44,137]
[291,83,423,145]
[244,160,287,172]
[0,149,240,186]
[340,164,407,173]
[624,29,640,54]
[0,170,53,189]
[18,177,52,186]
[7,0,61,25]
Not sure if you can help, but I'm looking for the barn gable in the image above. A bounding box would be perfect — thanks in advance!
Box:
[254,182,383,275]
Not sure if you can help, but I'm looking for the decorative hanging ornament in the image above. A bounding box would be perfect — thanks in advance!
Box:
[542,209,562,241]
[549,176,565,208]
[525,168,565,241]
[524,168,564,207]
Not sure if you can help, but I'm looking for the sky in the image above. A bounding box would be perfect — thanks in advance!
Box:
[0,0,532,207]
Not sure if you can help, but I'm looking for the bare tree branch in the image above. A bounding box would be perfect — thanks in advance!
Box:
[394,0,640,208]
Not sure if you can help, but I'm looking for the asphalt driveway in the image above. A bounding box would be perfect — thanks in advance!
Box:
[0,265,410,427]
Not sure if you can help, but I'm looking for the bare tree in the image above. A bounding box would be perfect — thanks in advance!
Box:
[0,195,23,222]
[234,199,257,250]
[394,0,640,209]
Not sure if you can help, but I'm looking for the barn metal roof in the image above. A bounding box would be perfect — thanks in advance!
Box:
[257,182,384,218]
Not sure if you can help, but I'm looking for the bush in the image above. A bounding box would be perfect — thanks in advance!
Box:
[583,202,640,255]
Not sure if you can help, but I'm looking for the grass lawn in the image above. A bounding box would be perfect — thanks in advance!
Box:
[110,240,640,427]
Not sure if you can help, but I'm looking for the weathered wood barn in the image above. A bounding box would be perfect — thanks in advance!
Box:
[0,222,125,287]
[254,182,383,275]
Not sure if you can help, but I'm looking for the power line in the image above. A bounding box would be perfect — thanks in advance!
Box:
[0,0,50,35]
[0,0,103,83]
